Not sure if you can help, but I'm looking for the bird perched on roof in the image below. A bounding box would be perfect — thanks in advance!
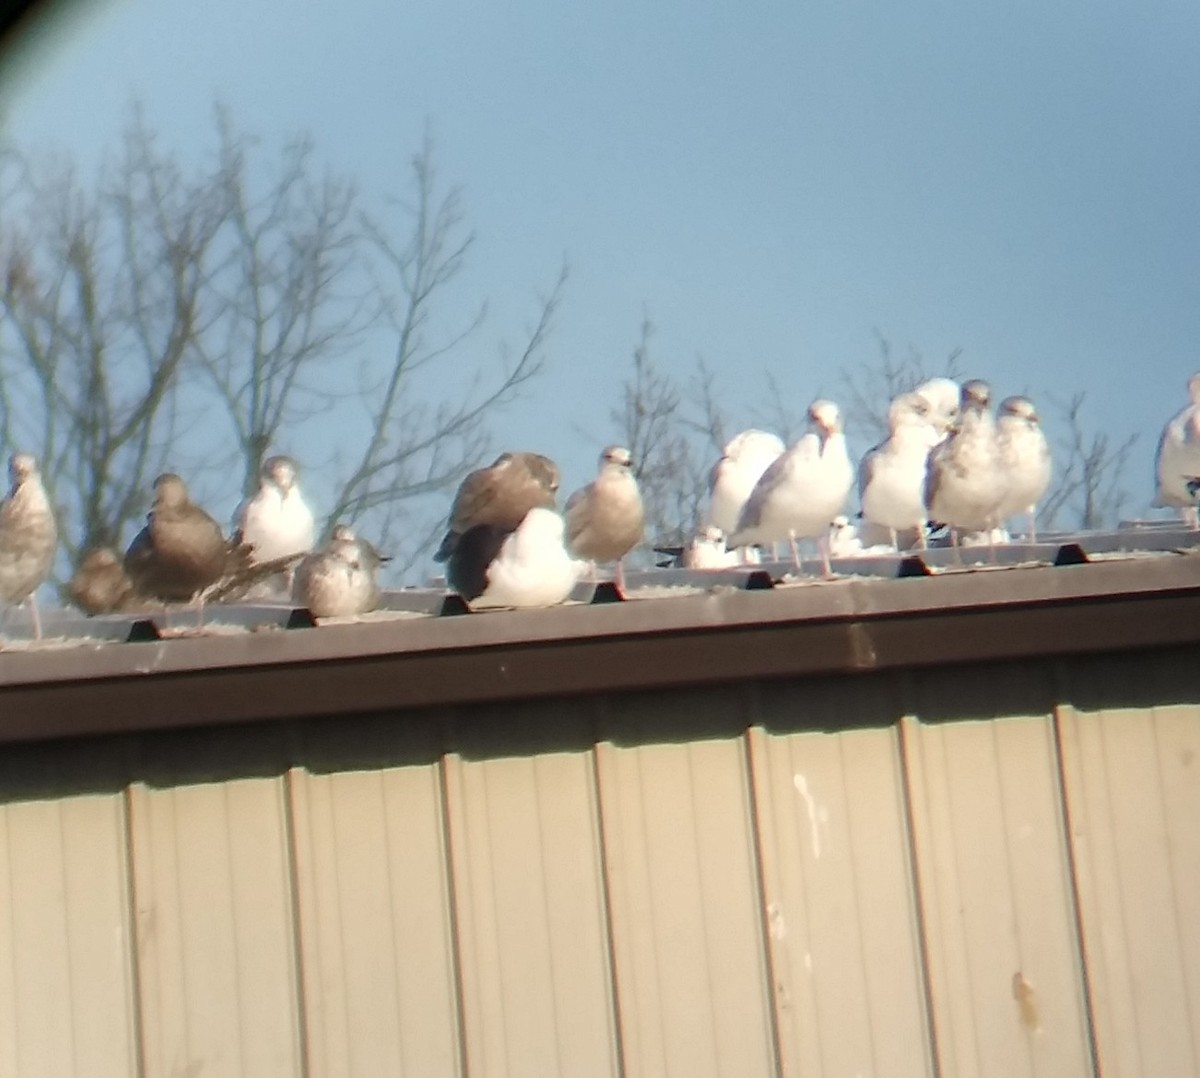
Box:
[729,400,853,575]
[453,507,584,609]
[995,396,1052,540]
[565,445,645,591]
[925,379,1008,545]
[683,524,743,569]
[859,391,940,550]
[68,547,142,615]
[292,524,386,617]
[1153,372,1200,528]
[914,377,961,443]
[0,452,58,638]
[233,454,315,591]
[434,451,560,564]
[125,473,252,609]
[707,429,786,537]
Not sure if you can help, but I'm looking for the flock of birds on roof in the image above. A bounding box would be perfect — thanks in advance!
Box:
[0,373,1198,638]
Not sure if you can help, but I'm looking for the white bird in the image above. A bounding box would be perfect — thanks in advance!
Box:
[828,515,864,557]
[729,400,853,574]
[996,396,1052,540]
[469,507,585,609]
[707,429,786,536]
[293,524,385,617]
[1153,372,1200,528]
[858,391,940,549]
[234,455,316,592]
[683,525,743,569]
[925,379,1008,544]
[915,377,961,443]
[565,446,645,590]
[0,452,58,638]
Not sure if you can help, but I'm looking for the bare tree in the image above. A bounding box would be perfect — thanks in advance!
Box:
[323,133,567,571]
[1039,392,1137,530]
[0,111,225,563]
[191,107,374,496]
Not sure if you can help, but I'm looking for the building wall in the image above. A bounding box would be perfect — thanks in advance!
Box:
[0,646,1197,1077]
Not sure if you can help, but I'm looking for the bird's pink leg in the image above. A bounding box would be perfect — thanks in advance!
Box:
[788,532,801,569]
[29,595,42,641]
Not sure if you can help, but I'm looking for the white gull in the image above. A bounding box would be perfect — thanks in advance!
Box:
[996,396,1052,540]
[915,377,961,443]
[1153,372,1200,528]
[707,429,786,536]
[729,400,853,573]
[234,454,316,593]
[858,391,939,549]
[0,453,58,638]
[471,507,585,609]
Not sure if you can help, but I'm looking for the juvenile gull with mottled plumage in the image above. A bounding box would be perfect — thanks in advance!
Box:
[996,396,1052,540]
[434,451,560,565]
[565,446,645,589]
[293,524,386,617]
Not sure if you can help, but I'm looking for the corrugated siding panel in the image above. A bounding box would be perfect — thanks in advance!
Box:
[1058,701,1200,1077]
[0,794,137,1077]
[128,778,301,1077]
[596,729,776,1077]
[747,722,932,1078]
[901,713,1093,1078]
[443,746,618,1078]
[288,761,462,1077]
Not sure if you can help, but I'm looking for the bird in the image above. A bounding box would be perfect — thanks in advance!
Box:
[729,400,853,575]
[707,429,786,536]
[68,547,142,615]
[914,377,961,442]
[233,454,316,591]
[995,396,1052,540]
[124,473,252,611]
[683,525,743,569]
[0,452,58,638]
[1153,372,1200,528]
[292,524,386,617]
[434,451,560,563]
[924,379,1008,546]
[564,445,645,591]
[858,391,940,550]
[457,507,584,609]
[828,515,864,558]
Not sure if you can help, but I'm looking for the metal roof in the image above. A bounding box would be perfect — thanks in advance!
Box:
[1,534,1198,745]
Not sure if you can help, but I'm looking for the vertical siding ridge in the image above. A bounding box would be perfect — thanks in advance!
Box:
[741,720,785,1078]
[280,767,312,1078]
[120,784,148,1078]
[56,802,81,1077]
[588,732,628,1078]
[437,752,470,1078]
[1050,703,1102,1078]
[895,716,943,1078]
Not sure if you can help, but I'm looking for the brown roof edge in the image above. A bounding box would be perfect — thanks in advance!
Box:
[0,556,1198,745]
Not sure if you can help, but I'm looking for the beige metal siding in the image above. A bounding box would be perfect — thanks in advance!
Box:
[1057,700,1200,1077]
[1,652,1198,1077]
[748,718,932,1078]
[289,761,461,1077]
[0,792,137,1077]
[128,777,302,1076]
[902,713,1094,1078]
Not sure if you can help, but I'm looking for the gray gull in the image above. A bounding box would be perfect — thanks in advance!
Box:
[293,524,385,617]
[729,399,853,574]
[924,379,1008,545]
[995,395,1052,540]
[1153,372,1200,528]
[858,391,939,549]
[0,452,58,637]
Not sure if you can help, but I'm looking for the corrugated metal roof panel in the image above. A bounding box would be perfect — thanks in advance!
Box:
[128,777,302,1076]
[1058,699,1200,1077]
[0,793,138,1076]
[901,713,1094,1077]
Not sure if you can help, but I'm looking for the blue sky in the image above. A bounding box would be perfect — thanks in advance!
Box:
[4,0,1200,538]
